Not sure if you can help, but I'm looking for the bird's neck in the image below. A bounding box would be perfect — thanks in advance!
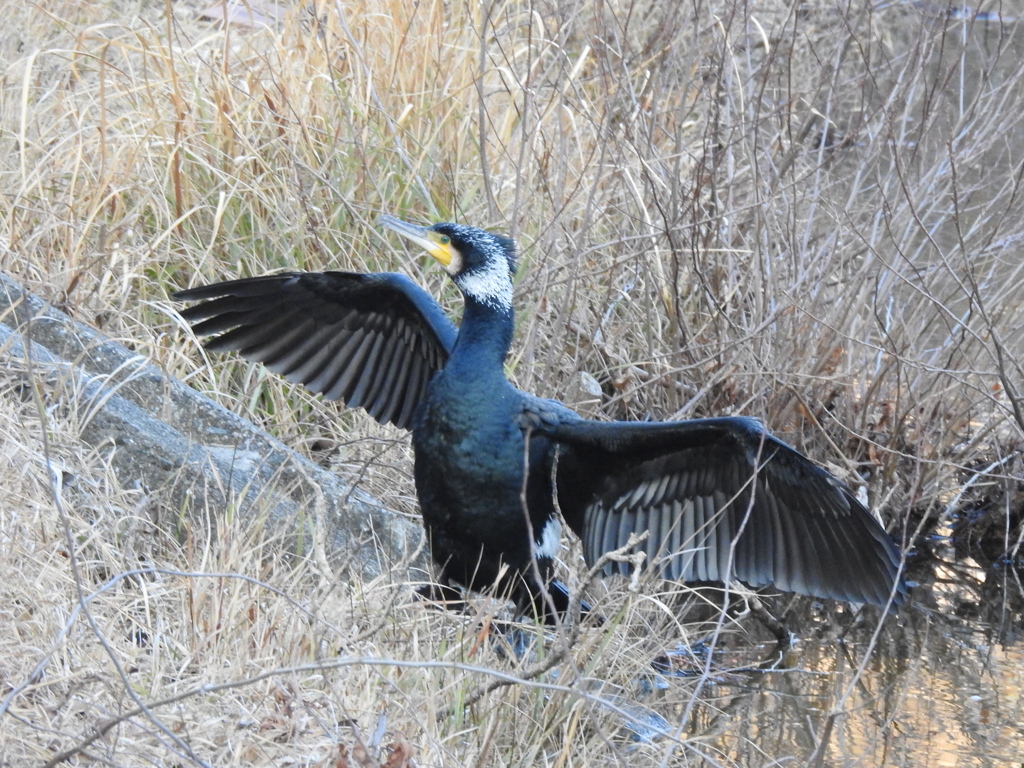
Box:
[448,298,514,373]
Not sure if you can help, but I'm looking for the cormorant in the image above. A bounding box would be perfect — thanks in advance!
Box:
[174,216,906,620]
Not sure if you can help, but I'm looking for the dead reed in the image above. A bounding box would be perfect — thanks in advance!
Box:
[2,0,1023,764]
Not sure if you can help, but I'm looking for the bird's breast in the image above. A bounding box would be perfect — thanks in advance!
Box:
[415,403,520,474]
[412,382,531,501]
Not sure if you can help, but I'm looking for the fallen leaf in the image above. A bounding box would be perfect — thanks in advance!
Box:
[382,733,416,768]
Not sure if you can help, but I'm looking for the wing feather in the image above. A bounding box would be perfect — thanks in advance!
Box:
[539,414,905,606]
[678,498,694,580]
[365,333,403,421]
[345,331,387,409]
[175,272,456,430]
[317,330,371,399]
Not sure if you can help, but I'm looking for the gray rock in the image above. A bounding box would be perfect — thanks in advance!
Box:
[0,272,424,581]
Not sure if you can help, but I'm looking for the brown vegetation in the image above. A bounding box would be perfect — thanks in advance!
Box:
[2,0,1023,765]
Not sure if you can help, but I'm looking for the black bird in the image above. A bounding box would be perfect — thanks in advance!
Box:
[174,216,906,620]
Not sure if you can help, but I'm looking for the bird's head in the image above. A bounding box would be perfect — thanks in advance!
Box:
[378,215,516,313]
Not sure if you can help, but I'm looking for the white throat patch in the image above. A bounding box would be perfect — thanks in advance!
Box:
[457,254,514,312]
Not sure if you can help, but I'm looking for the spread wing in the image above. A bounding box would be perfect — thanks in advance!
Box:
[536,414,904,606]
[174,271,457,430]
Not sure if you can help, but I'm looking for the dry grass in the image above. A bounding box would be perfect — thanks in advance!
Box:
[3,0,1024,765]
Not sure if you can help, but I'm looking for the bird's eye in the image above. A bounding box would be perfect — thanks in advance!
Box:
[438,235,451,245]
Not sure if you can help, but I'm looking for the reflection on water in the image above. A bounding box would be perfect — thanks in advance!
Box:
[715,619,1024,767]
[626,572,1024,767]
[718,627,1022,766]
